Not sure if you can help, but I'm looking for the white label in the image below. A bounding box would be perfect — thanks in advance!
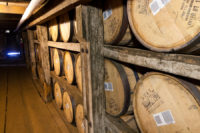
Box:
[65,103,69,109]
[153,110,175,126]
[81,122,85,129]
[103,9,112,20]
[149,0,170,15]
[104,82,113,91]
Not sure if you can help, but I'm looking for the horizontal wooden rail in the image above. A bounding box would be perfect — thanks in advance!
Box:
[26,0,91,29]
[34,40,39,44]
[50,71,82,98]
[48,41,80,52]
[105,114,138,133]
[103,45,200,81]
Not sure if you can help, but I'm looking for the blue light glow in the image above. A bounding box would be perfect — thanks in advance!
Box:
[7,52,21,56]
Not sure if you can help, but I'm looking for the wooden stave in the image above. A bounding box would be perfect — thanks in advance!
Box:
[104,60,141,116]
[63,91,76,123]
[75,104,85,133]
[54,82,64,109]
[120,115,139,133]
[127,1,200,53]
[133,72,200,133]
[49,48,54,71]
[64,51,76,84]
[53,49,64,76]
[48,18,59,42]
[75,54,82,93]
[103,0,134,45]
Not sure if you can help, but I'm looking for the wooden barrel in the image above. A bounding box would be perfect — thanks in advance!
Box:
[59,13,73,42]
[104,59,142,116]
[49,18,59,42]
[63,91,76,123]
[50,48,54,70]
[103,0,133,45]
[75,104,85,133]
[127,0,200,53]
[75,55,82,93]
[53,49,64,76]
[37,64,45,84]
[54,82,64,109]
[133,72,200,133]
[64,51,76,84]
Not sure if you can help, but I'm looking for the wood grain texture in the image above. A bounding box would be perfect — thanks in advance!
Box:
[27,30,37,79]
[48,41,80,52]
[103,46,200,81]
[37,25,51,85]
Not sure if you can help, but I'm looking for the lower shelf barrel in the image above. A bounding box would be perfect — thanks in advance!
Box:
[133,72,200,133]
[53,49,64,76]
[75,104,85,133]
[104,59,142,116]
[75,54,82,93]
[54,82,64,109]
[64,51,77,84]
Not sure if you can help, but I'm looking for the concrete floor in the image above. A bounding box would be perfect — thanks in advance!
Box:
[0,67,69,133]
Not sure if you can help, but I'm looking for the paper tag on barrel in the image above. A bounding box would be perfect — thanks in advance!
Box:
[149,0,170,15]
[103,9,112,20]
[153,110,175,126]
[104,82,113,91]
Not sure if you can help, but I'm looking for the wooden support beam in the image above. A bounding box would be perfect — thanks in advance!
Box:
[36,25,51,85]
[0,4,26,14]
[27,30,37,79]
[80,3,105,133]
[103,45,200,80]
[48,41,80,52]
[26,0,91,29]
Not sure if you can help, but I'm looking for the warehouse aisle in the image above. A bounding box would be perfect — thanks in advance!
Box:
[0,67,68,133]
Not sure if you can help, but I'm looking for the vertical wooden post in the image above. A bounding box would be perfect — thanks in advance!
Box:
[36,25,51,85]
[22,31,30,69]
[27,30,37,79]
[80,3,105,133]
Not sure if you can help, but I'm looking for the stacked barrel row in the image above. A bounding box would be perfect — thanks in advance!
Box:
[104,59,200,133]
[48,11,84,133]
[103,0,200,53]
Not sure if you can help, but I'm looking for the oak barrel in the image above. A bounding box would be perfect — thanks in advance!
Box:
[53,49,64,76]
[104,59,142,116]
[75,104,85,133]
[75,55,82,92]
[64,51,76,84]
[49,18,59,42]
[103,0,133,45]
[127,0,200,53]
[54,82,64,109]
[133,72,200,133]
[50,48,54,70]
[63,91,76,123]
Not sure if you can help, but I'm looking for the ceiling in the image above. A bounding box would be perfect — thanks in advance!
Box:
[0,0,30,30]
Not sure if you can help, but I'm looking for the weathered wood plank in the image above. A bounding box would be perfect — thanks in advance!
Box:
[27,30,37,79]
[48,41,80,52]
[0,4,26,14]
[103,45,200,80]
[26,0,91,29]
[36,26,51,85]
[80,3,105,133]
[105,115,138,133]
[34,40,39,44]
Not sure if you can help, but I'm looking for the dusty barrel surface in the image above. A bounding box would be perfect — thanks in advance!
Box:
[103,0,133,45]
[63,91,76,123]
[104,59,142,116]
[53,49,64,76]
[64,51,76,84]
[127,0,200,53]
[75,55,82,93]
[133,72,200,133]
[75,104,85,133]
[54,82,64,109]
[49,18,59,42]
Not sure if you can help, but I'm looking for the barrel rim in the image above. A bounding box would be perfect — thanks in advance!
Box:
[133,72,200,132]
[127,0,200,52]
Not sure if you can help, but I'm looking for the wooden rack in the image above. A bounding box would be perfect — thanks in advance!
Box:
[22,0,200,133]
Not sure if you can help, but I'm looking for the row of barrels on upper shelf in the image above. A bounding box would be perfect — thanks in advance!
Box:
[45,0,200,54]
[105,59,200,133]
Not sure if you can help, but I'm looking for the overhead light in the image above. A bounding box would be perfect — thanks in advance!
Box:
[5,30,10,34]
[7,51,21,56]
